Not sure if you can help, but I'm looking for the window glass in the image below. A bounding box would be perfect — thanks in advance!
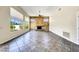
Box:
[24,16,29,30]
[10,7,23,31]
[44,17,49,22]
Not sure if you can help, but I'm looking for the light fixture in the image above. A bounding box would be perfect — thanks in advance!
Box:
[38,10,43,17]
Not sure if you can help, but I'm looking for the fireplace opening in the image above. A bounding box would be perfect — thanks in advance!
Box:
[37,26,42,29]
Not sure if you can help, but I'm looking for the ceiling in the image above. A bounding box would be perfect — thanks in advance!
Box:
[21,6,58,16]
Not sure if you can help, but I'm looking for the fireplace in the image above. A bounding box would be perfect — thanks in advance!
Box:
[37,26,42,30]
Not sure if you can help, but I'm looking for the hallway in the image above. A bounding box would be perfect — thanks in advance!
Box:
[0,30,78,52]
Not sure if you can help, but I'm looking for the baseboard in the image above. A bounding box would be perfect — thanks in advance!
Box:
[0,30,30,45]
[49,31,79,46]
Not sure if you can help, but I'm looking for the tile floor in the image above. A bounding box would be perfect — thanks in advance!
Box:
[0,30,79,52]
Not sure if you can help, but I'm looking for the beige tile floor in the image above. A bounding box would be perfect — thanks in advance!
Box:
[0,30,73,52]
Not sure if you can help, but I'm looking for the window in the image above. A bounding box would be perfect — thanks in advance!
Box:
[24,16,30,30]
[31,18,36,23]
[44,17,49,22]
[10,7,23,31]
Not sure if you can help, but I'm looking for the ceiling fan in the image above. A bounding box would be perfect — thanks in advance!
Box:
[38,10,42,16]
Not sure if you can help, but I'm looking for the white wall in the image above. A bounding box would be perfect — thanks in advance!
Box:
[76,11,79,44]
[0,6,29,44]
[49,6,79,45]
